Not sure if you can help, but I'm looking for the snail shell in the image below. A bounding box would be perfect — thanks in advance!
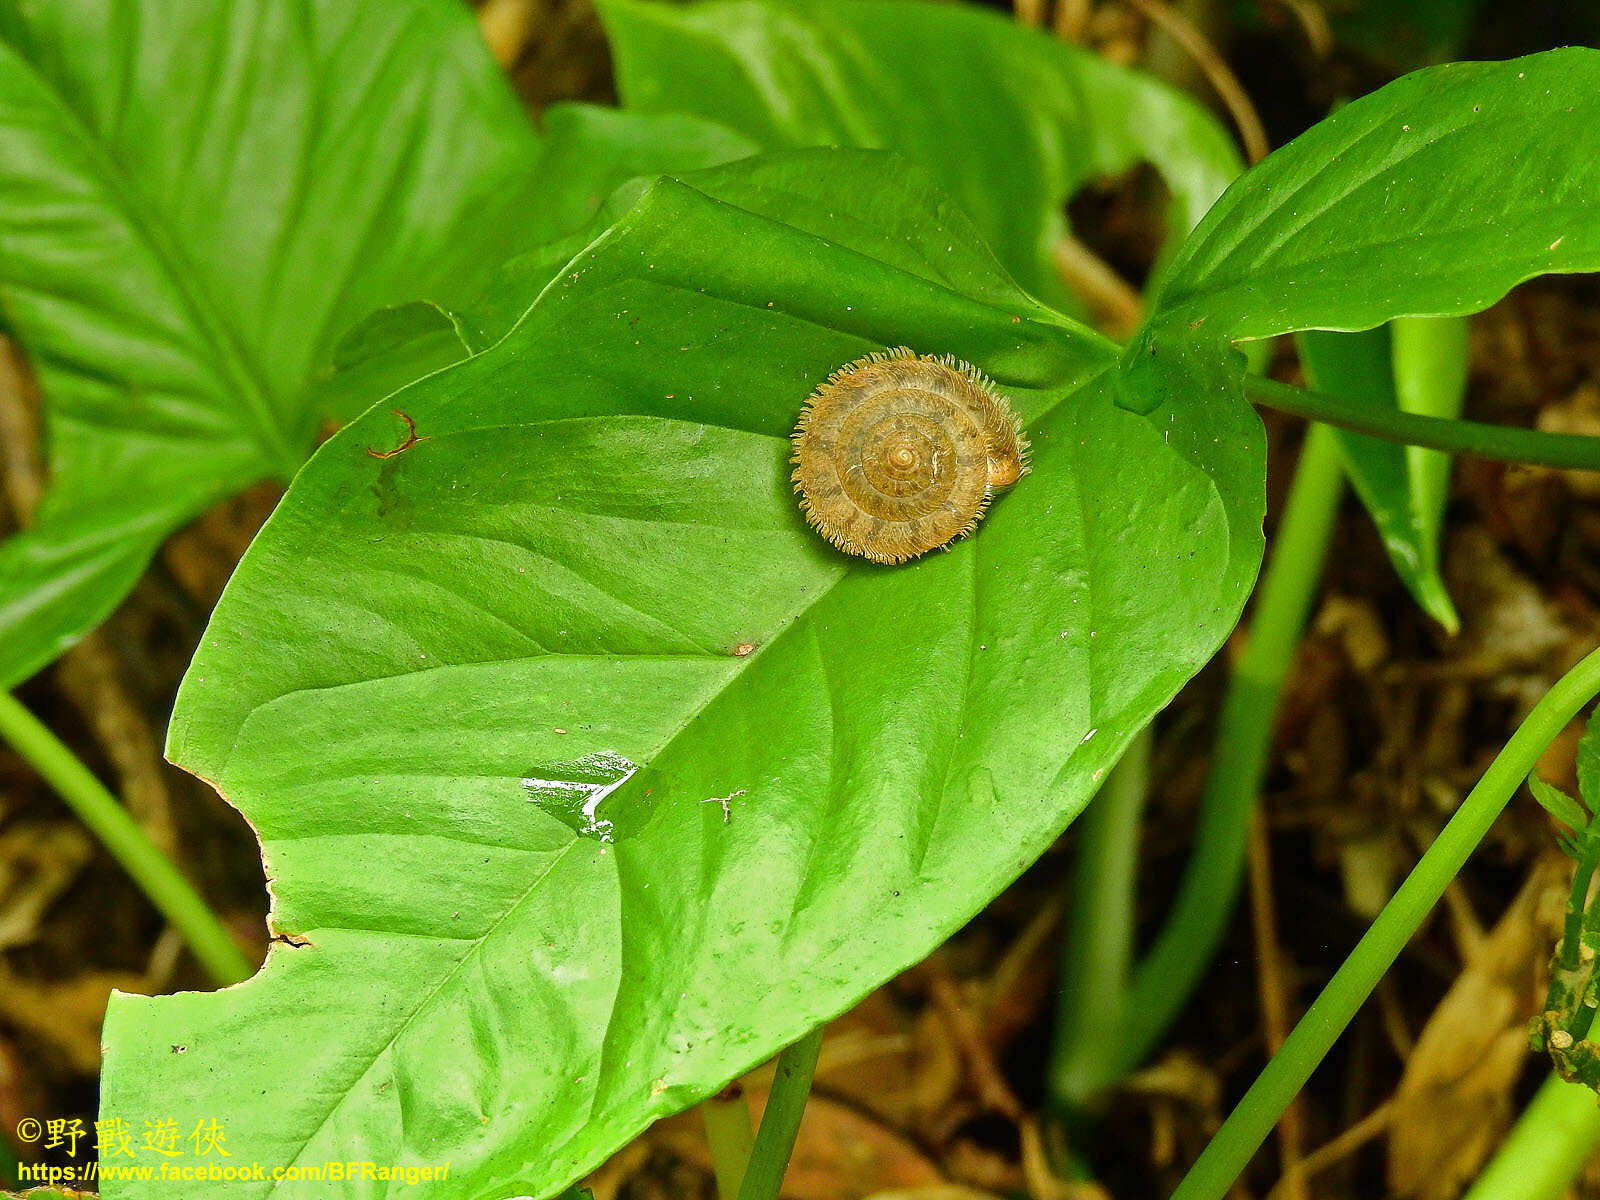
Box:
[791,348,1029,565]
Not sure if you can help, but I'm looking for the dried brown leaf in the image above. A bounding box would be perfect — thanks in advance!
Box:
[1387,856,1570,1198]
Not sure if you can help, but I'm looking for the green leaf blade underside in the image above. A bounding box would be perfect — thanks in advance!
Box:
[1296,323,1464,629]
[107,154,1265,1200]
[0,0,543,687]
[460,146,1097,360]
[1141,49,1600,346]
[598,0,1242,309]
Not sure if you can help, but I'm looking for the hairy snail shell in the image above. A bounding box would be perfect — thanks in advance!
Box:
[791,348,1030,564]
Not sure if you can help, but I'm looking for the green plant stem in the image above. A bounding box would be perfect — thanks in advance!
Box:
[1171,643,1600,1200]
[1087,422,1343,1092]
[736,1026,824,1200]
[1560,839,1600,973]
[1049,726,1151,1113]
[1569,875,1600,1044]
[702,1084,756,1200]
[1245,374,1600,471]
[0,691,253,986]
[1464,1073,1600,1200]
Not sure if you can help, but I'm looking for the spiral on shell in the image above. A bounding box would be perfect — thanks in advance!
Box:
[791,348,1030,564]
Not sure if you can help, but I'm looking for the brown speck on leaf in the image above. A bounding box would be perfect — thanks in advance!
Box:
[731,642,757,657]
[366,409,429,459]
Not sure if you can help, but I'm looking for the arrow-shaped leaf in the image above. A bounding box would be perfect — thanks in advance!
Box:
[102,152,1265,1199]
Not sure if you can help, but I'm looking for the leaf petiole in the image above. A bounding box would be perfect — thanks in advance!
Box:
[736,1026,824,1200]
[1048,725,1150,1115]
[1245,374,1600,471]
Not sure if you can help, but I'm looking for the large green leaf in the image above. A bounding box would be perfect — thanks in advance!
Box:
[0,0,545,688]
[1132,49,1600,360]
[103,152,1265,1199]
[598,0,1242,309]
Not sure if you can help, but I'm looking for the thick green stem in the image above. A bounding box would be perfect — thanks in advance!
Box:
[702,1085,756,1200]
[0,691,253,986]
[1093,423,1345,1089]
[1171,644,1600,1200]
[1049,726,1151,1113]
[1463,1073,1600,1200]
[1245,374,1600,471]
[736,1026,824,1200]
